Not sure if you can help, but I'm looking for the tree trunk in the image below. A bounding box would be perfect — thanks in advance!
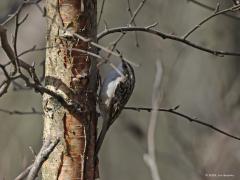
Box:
[42,0,97,179]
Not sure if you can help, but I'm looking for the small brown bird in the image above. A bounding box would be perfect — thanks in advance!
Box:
[96,60,135,154]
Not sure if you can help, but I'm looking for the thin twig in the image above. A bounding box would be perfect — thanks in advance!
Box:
[15,165,33,180]
[70,48,124,77]
[124,106,240,141]
[105,0,147,58]
[70,48,105,60]
[0,64,20,96]
[187,0,240,20]
[129,0,147,25]
[0,108,42,115]
[97,0,107,26]
[18,45,57,57]
[0,25,17,73]
[13,8,29,74]
[1,0,42,26]
[71,32,139,67]
[183,3,240,39]
[20,72,81,112]
[26,138,60,180]
[29,146,37,158]
[127,0,140,47]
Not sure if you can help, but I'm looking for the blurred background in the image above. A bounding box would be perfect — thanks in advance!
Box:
[0,0,240,179]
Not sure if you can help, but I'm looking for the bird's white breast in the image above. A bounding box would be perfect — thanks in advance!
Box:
[104,76,123,106]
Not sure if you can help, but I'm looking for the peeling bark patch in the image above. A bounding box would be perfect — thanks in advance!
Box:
[70,46,90,89]
[59,41,70,69]
[60,112,86,179]
[58,0,81,30]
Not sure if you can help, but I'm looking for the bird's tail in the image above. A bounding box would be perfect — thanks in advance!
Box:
[95,124,109,155]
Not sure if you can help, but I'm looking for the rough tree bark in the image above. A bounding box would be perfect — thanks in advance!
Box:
[42,0,97,179]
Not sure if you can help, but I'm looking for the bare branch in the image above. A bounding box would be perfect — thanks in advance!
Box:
[15,138,59,180]
[70,48,124,77]
[0,108,42,115]
[97,0,107,26]
[127,0,140,47]
[0,64,20,96]
[183,3,240,39]
[0,23,81,111]
[0,25,17,73]
[19,73,82,113]
[104,0,147,58]
[187,0,240,20]
[71,32,139,67]
[98,25,240,57]
[70,47,106,60]
[0,79,11,97]
[18,45,57,57]
[0,35,81,116]
[124,106,240,141]
[26,138,60,180]
[13,6,30,74]
[1,0,42,26]
[129,0,147,25]
[15,165,33,180]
